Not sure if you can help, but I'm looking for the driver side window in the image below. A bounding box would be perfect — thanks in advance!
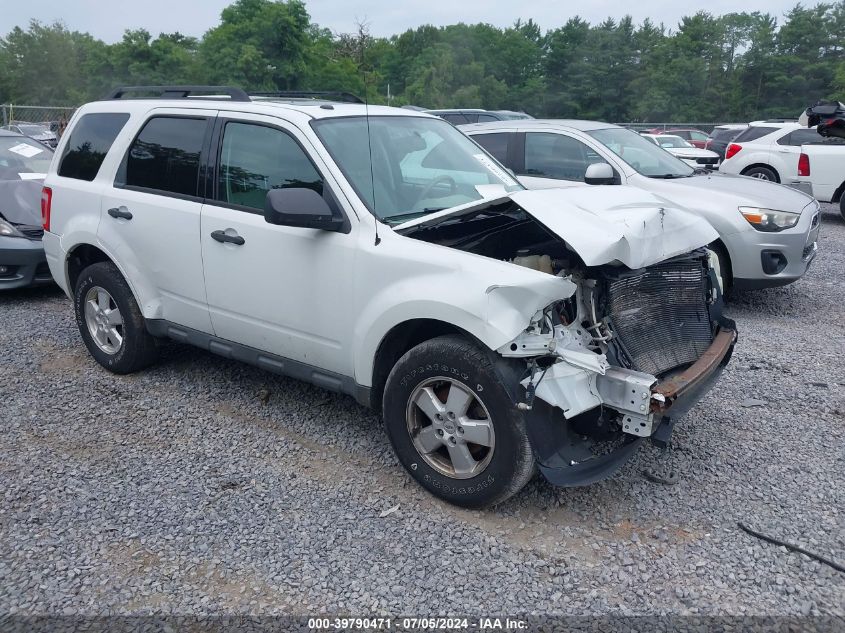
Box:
[523,132,600,182]
[218,121,323,211]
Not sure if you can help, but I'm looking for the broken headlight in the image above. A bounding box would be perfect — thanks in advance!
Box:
[738,207,800,232]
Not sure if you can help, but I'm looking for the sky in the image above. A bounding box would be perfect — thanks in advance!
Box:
[0,0,803,41]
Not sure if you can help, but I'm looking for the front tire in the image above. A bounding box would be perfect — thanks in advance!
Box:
[839,195,845,221]
[382,335,534,508]
[74,262,158,374]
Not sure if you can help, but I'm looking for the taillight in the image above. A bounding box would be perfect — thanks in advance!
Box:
[41,186,52,231]
[798,152,810,177]
[725,143,742,160]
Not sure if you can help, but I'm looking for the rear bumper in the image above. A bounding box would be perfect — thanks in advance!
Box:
[0,236,52,290]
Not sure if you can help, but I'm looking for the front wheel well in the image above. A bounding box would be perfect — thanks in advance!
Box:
[740,163,780,182]
[370,319,478,414]
[708,239,733,288]
[67,244,112,293]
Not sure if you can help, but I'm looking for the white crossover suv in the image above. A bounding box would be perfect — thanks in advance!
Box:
[41,86,736,508]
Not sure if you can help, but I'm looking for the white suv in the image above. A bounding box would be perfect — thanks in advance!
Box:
[718,120,821,188]
[41,86,736,508]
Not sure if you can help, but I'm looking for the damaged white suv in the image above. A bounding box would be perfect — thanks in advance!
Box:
[42,86,737,508]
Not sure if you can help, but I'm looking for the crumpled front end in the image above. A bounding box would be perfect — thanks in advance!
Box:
[498,249,736,487]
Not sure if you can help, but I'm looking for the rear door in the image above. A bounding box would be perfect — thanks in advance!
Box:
[99,108,215,333]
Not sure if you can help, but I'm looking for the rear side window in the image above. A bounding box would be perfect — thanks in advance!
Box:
[732,126,778,143]
[472,133,510,164]
[442,113,470,125]
[777,128,845,146]
[58,113,129,181]
[711,128,744,141]
[121,116,207,197]
[477,114,499,122]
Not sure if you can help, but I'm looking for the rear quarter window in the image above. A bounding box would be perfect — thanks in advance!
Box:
[58,113,130,181]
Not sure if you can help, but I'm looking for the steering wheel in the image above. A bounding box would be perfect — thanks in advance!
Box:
[414,175,457,207]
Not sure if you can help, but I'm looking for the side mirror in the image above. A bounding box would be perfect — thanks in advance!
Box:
[264,188,346,232]
[584,162,615,185]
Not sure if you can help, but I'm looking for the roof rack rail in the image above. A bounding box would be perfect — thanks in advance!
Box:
[250,91,364,104]
[762,117,799,122]
[104,85,251,102]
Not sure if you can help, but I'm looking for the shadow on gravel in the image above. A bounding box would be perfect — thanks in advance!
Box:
[0,284,63,301]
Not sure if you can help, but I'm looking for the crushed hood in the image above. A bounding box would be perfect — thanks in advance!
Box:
[396,186,717,269]
[0,177,43,225]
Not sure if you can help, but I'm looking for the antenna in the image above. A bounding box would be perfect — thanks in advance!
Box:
[358,19,380,246]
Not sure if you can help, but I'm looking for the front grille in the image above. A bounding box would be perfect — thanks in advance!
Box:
[696,157,718,165]
[606,255,714,376]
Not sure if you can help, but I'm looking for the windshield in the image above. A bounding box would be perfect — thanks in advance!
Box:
[656,136,691,148]
[588,127,694,178]
[0,136,53,176]
[18,124,48,136]
[312,115,523,222]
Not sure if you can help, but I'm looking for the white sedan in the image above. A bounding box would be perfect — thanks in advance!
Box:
[642,134,720,169]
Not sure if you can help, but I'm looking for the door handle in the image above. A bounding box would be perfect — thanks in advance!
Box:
[210,229,245,246]
[107,207,133,220]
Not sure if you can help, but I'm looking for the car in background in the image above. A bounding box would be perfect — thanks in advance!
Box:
[425,108,533,125]
[716,120,833,187]
[464,119,820,291]
[646,127,709,148]
[795,143,845,220]
[0,129,54,289]
[641,133,719,169]
[705,124,747,161]
[1,122,58,148]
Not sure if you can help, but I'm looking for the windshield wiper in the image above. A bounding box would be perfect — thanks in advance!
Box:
[649,173,691,179]
[381,207,448,224]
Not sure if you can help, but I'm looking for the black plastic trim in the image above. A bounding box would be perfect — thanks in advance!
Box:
[105,85,250,101]
[145,320,370,407]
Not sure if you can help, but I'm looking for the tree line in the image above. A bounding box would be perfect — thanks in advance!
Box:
[1,0,843,122]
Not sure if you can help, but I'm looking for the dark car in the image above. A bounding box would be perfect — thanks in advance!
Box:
[646,127,710,148]
[705,125,748,161]
[1,122,58,148]
[0,129,54,289]
[425,108,533,125]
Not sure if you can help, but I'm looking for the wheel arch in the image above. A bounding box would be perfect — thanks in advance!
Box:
[740,163,780,182]
[368,319,486,414]
[65,242,158,319]
[708,238,733,288]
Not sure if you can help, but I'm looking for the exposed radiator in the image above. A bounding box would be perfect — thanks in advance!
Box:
[606,255,713,377]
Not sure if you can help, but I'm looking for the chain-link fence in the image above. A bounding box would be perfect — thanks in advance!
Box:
[1,105,78,138]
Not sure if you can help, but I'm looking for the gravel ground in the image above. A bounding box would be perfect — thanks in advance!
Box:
[1,204,843,618]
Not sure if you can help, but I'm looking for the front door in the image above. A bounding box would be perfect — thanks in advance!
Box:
[200,116,357,375]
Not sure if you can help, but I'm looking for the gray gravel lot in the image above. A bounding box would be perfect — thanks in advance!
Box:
[1,204,843,618]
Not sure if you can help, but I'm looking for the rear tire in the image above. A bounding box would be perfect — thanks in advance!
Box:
[742,165,778,182]
[382,335,534,508]
[74,262,158,374]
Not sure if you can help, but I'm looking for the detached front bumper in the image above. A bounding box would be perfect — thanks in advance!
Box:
[524,325,737,487]
[0,236,52,290]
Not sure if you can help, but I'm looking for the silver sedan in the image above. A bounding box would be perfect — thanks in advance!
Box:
[463,120,820,291]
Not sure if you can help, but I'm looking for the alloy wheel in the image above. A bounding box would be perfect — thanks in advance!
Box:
[83,286,124,354]
[405,376,495,479]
